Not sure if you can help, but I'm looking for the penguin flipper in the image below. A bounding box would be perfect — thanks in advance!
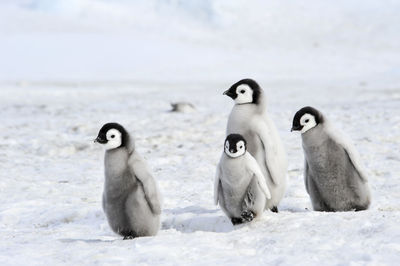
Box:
[324,122,368,183]
[214,164,222,205]
[304,160,310,195]
[128,153,162,215]
[245,152,271,199]
[252,120,283,186]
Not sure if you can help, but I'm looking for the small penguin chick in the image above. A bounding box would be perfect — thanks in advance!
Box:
[215,134,271,225]
[95,122,161,238]
[291,106,371,212]
[291,106,324,134]
[223,79,261,105]
[94,122,129,150]
[224,134,247,158]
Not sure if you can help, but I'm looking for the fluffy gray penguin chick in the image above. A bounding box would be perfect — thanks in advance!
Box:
[95,122,161,239]
[291,106,371,211]
[215,134,271,225]
[224,79,288,213]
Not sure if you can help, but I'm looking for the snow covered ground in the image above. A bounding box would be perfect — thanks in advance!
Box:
[0,82,399,265]
[0,0,400,265]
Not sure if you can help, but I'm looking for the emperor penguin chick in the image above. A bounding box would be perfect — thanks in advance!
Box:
[95,123,161,238]
[291,106,371,211]
[224,79,288,212]
[214,134,271,225]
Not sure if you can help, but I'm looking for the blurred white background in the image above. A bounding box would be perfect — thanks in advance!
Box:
[0,0,399,86]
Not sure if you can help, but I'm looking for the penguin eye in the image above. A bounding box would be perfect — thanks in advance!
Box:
[240,90,245,94]
[305,119,309,123]
[111,135,115,139]
[240,145,243,149]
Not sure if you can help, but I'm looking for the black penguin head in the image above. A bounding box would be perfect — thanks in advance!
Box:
[95,122,129,150]
[223,79,262,105]
[224,134,247,158]
[291,106,324,134]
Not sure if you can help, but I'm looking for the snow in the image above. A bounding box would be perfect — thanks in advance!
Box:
[0,1,400,265]
[1,83,399,265]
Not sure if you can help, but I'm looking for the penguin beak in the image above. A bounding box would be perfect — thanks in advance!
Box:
[291,125,302,132]
[94,136,107,144]
[223,89,236,99]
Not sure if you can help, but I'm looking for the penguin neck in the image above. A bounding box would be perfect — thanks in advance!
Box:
[221,153,249,187]
[104,146,128,181]
[301,124,326,148]
[105,137,135,154]
[104,138,135,169]
[233,91,266,114]
[223,152,245,160]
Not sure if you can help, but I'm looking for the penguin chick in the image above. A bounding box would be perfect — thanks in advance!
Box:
[224,79,288,212]
[291,106,371,211]
[215,134,271,225]
[95,123,161,238]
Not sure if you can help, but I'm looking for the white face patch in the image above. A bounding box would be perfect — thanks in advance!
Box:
[234,84,253,105]
[300,113,317,133]
[104,129,122,150]
[224,140,246,158]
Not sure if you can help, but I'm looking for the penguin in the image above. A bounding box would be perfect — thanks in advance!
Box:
[94,122,161,239]
[224,79,288,212]
[291,106,371,211]
[214,134,271,225]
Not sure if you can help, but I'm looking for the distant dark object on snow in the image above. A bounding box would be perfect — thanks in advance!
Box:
[170,102,196,113]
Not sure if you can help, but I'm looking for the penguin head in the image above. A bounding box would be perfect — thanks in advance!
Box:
[291,106,324,134]
[223,79,261,105]
[95,122,129,150]
[224,134,247,158]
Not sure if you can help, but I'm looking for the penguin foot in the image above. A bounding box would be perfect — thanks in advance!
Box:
[123,235,135,240]
[354,205,369,212]
[241,210,254,222]
[121,230,136,240]
[231,211,255,225]
[231,217,244,225]
[271,206,278,213]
